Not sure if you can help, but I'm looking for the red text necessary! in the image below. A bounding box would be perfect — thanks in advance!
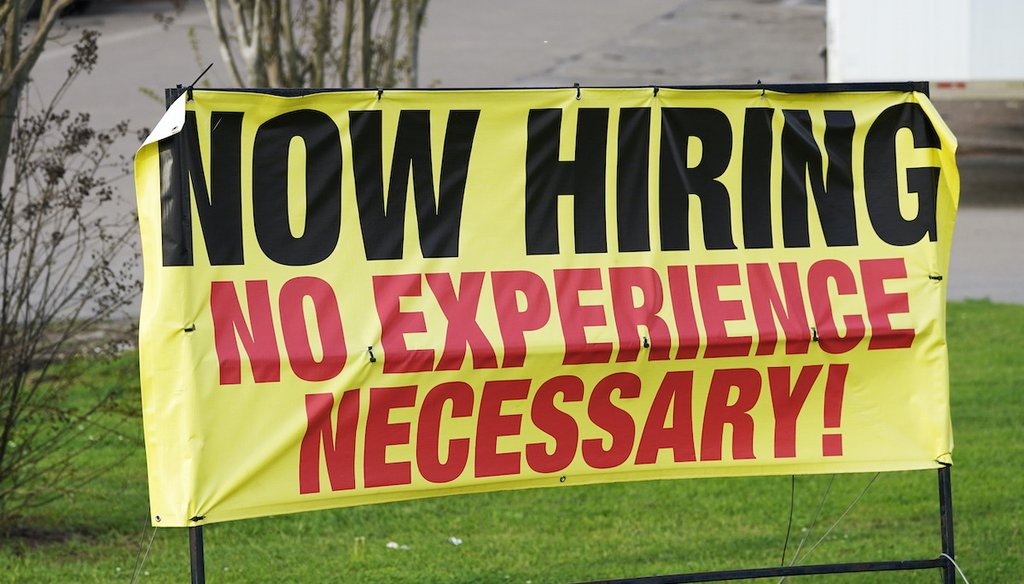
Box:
[298,365,850,494]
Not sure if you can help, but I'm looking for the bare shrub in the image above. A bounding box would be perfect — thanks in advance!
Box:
[0,6,140,529]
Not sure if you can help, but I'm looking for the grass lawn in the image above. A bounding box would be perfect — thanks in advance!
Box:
[1,299,1020,583]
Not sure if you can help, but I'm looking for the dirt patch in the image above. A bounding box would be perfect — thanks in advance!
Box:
[2,526,76,549]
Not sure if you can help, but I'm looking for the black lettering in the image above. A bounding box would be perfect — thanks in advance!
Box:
[864,103,940,246]
[160,111,244,266]
[350,110,479,260]
[781,110,857,248]
[525,108,609,255]
[659,107,735,251]
[616,107,651,252]
[741,108,774,249]
[252,109,342,266]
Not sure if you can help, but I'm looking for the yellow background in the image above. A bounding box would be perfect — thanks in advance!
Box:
[135,88,958,527]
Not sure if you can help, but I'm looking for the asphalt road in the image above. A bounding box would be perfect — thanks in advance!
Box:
[27,0,1024,304]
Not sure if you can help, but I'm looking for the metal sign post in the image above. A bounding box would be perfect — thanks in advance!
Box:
[583,466,956,584]
[939,465,957,584]
[189,526,205,584]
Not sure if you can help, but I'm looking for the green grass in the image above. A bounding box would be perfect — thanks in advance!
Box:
[1,300,1021,583]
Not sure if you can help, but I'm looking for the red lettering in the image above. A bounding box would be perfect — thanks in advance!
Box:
[416,382,474,483]
[475,379,530,477]
[747,263,811,356]
[299,390,359,494]
[210,280,280,384]
[666,265,701,359]
[554,268,613,364]
[426,272,498,370]
[807,260,865,354]
[696,265,752,358]
[582,372,641,469]
[768,365,821,458]
[701,368,761,461]
[822,364,848,456]
[492,271,551,368]
[364,386,416,488]
[373,274,434,373]
[635,371,696,464]
[526,376,584,473]
[609,267,672,362]
[279,277,347,382]
[860,258,915,350]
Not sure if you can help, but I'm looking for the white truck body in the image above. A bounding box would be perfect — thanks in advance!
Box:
[827,0,1024,97]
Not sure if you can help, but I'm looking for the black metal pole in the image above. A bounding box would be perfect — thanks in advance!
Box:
[189,526,206,584]
[581,559,947,584]
[938,465,956,584]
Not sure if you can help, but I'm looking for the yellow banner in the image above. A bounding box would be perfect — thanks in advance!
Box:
[134,87,958,527]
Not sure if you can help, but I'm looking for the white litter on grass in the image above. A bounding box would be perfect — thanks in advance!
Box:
[386,541,410,550]
[448,536,463,546]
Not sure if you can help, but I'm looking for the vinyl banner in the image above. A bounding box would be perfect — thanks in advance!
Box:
[134,86,958,527]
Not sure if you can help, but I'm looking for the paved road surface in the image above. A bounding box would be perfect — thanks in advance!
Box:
[27,0,1023,304]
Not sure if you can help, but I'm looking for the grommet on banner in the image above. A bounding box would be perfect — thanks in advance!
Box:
[367,346,377,363]
[574,82,581,100]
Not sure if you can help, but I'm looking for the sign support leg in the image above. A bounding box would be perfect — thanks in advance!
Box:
[189,526,206,584]
[938,465,956,584]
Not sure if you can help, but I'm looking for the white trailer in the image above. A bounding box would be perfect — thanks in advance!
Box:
[827,0,1024,98]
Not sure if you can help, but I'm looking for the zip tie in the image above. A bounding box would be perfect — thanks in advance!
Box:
[940,553,971,583]
[377,87,384,101]
[653,85,659,97]
[368,346,377,363]
[574,82,581,100]
[185,63,213,102]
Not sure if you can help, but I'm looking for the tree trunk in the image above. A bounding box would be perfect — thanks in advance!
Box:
[310,0,332,87]
[338,0,355,87]
[381,0,401,86]
[198,0,429,90]
[0,0,76,196]
[404,0,427,87]
[359,0,371,87]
